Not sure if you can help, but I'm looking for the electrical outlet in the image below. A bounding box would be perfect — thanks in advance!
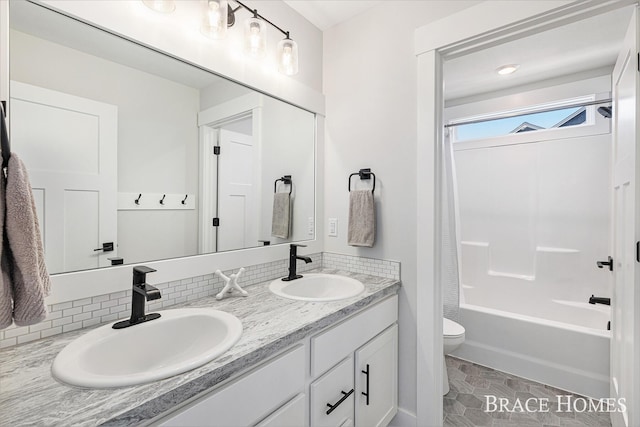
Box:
[328,218,338,237]
[308,217,314,236]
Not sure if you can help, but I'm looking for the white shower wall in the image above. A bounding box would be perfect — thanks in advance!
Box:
[454,132,611,303]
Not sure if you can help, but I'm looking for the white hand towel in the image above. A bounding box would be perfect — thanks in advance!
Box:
[0,173,14,329]
[348,190,375,247]
[4,154,51,327]
[271,192,291,239]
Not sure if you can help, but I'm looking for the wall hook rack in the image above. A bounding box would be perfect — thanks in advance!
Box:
[135,193,142,205]
[274,175,293,195]
[348,168,376,193]
[159,194,166,205]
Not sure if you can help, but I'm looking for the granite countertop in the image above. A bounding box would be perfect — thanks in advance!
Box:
[0,268,400,427]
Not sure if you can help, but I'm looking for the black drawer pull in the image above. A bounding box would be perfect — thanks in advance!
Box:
[326,389,354,415]
[361,364,370,405]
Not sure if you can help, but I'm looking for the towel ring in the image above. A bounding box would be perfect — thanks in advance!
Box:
[348,168,375,194]
[274,175,293,195]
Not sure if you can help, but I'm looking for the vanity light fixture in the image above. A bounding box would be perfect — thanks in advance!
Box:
[244,11,267,58]
[277,33,298,76]
[142,0,176,13]
[201,0,228,40]
[496,64,520,75]
[142,0,299,75]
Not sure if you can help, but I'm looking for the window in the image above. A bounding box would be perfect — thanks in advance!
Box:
[450,98,596,143]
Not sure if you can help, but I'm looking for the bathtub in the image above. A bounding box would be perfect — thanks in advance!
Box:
[453,300,610,399]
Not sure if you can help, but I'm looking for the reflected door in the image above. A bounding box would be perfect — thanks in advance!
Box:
[217,129,258,251]
[611,7,639,427]
[10,81,117,274]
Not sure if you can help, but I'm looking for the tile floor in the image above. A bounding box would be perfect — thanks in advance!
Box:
[444,357,612,427]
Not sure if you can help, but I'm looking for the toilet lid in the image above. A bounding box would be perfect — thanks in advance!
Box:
[443,318,465,337]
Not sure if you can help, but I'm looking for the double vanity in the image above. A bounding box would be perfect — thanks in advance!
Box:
[0,269,400,426]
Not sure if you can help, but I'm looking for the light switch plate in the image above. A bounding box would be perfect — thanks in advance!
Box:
[328,218,338,237]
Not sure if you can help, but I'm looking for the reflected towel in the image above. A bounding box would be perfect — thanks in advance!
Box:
[3,154,50,327]
[0,173,13,329]
[348,190,375,247]
[271,192,290,239]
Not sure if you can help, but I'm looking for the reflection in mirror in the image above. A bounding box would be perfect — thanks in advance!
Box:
[8,0,315,275]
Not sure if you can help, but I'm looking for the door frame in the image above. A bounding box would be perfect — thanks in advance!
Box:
[198,93,263,253]
[415,1,639,425]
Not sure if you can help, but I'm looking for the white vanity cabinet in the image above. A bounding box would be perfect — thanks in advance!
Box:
[310,295,398,427]
[156,345,306,427]
[154,295,398,427]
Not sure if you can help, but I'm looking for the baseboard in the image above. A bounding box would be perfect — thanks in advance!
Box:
[454,340,609,399]
[388,407,416,427]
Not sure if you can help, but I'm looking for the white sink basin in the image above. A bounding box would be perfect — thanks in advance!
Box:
[51,308,242,388]
[269,273,365,302]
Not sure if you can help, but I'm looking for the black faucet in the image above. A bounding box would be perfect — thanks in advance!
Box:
[589,295,611,306]
[113,266,162,329]
[282,244,312,281]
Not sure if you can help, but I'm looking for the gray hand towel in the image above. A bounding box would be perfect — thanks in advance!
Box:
[4,154,51,327]
[0,173,14,329]
[348,190,375,247]
[271,192,291,239]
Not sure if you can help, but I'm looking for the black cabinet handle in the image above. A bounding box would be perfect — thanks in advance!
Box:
[361,364,370,405]
[326,389,354,415]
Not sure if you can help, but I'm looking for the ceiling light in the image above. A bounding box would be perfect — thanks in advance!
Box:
[142,0,175,13]
[496,64,519,75]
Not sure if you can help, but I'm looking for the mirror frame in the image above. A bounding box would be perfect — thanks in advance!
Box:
[0,0,325,304]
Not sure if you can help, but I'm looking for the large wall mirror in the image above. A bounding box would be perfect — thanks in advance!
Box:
[8,0,316,275]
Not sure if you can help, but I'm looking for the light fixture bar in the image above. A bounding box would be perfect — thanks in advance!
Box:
[233,0,289,37]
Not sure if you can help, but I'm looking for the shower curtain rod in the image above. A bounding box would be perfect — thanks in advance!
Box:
[444,98,612,128]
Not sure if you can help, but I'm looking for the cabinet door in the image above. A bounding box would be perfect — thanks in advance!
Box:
[256,393,306,427]
[310,356,355,427]
[355,324,398,427]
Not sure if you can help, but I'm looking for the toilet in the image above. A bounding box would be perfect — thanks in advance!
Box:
[443,318,465,395]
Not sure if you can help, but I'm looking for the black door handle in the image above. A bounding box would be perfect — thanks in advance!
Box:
[596,256,613,271]
[93,242,114,252]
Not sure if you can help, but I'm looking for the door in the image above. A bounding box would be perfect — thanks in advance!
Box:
[217,128,258,251]
[10,81,117,274]
[611,7,639,427]
[355,324,398,427]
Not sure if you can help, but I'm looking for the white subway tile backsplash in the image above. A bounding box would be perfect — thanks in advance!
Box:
[0,252,398,350]
[72,298,93,308]
[63,307,82,317]
[18,332,41,344]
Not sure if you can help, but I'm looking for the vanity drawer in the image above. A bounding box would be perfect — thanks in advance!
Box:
[310,356,355,427]
[158,345,305,427]
[311,295,397,377]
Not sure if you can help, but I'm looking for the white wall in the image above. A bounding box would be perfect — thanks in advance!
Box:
[10,29,200,265]
[322,0,482,419]
[259,96,315,244]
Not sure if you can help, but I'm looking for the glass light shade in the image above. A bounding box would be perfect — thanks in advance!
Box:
[201,0,228,39]
[244,17,266,58]
[142,0,176,13]
[277,37,298,76]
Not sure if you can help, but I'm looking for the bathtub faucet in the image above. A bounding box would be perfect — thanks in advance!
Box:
[588,295,611,306]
